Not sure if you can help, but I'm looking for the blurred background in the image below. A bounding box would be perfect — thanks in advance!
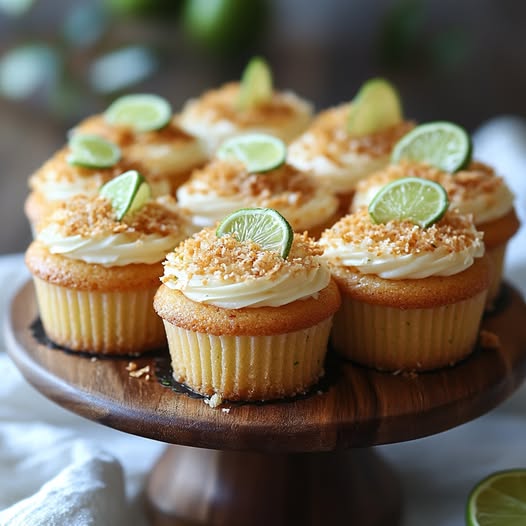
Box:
[1,0,525,253]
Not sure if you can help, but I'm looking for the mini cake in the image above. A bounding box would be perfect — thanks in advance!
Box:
[319,206,490,371]
[154,216,341,401]
[74,95,207,193]
[176,158,339,237]
[25,144,130,233]
[287,103,414,209]
[352,160,520,307]
[25,178,189,355]
[177,59,313,155]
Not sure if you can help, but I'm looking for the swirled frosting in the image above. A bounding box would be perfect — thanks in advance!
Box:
[161,229,331,308]
[37,194,187,266]
[287,104,414,193]
[176,159,339,230]
[352,161,515,225]
[319,208,485,279]
[177,82,313,154]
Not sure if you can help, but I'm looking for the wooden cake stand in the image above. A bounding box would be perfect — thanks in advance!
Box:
[6,280,526,526]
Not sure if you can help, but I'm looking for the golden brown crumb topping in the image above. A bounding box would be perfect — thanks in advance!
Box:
[40,194,184,238]
[357,160,506,203]
[75,114,196,147]
[29,147,128,189]
[184,82,296,126]
[162,229,322,283]
[183,159,317,204]
[300,103,415,160]
[322,207,482,256]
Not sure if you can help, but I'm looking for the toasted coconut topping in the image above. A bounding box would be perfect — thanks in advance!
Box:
[357,160,507,203]
[183,82,296,125]
[162,229,323,284]
[183,159,317,204]
[299,103,415,160]
[40,194,184,238]
[322,208,482,257]
[74,114,196,147]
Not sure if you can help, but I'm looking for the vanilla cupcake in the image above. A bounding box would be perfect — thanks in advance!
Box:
[154,225,341,401]
[319,208,490,372]
[288,103,414,210]
[74,97,207,193]
[177,74,313,155]
[25,190,189,355]
[352,161,520,307]
[176,158,339,238]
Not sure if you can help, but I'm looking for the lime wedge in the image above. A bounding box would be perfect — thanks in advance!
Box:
[99,170,151,220]
[237,56,273,111]
[347,77,403,136]
[104,93,172,132]
[67,133,121,169]
[217,133,286,173]
[391,121,472,173]
[368,176,449,228]
[216,207,293,258]
[466,469,526,526]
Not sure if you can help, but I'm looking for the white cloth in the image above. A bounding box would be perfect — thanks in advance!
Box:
[0,117,525,525]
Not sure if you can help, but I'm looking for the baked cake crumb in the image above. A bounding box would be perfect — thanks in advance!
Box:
[126,362,151,379]
[204,393,224,408]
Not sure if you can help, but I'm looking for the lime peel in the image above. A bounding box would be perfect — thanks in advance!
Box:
[216,207,293,259]
[368,177,449,228]
[67,134,121,169]
[217,133,286,173]
[347,77,403,137]
[237,56,273,111]
[99,170,151,220]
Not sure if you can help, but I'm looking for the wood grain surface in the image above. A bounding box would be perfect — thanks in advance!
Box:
[6,280,526,453]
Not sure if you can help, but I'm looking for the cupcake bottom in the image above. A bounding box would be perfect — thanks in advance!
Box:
[331,290,487,371]
[163,318,332,401]
[33,277,165,355]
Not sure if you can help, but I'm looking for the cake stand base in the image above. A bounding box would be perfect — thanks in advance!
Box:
[145,445,402,526]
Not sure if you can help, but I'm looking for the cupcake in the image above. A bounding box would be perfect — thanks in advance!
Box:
[74,94,207,193]
[154,210,341,401]
[25,172,189,355]
[288,79,414,211]
[319,201,490,372]
[176,157,339,238]
[177,58,313,155]
[353,161,520,309]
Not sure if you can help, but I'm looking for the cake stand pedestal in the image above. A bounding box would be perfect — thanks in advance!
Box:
[6,281,526,526]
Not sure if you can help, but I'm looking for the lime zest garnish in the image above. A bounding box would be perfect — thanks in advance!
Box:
[368,176,449,228]
[466,469,526,526]
[67,134,121,169]
[104,93,172,132]
[391,121,472,173]
[99,170,151,220]
[216,207,293,259]
[237,56,273,111]
[347,77,403,137]
[216,133,286,173]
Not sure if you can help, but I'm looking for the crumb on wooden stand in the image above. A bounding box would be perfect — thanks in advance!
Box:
[204,393,223,408]
[126,361,151,381]
[479,330,501,351]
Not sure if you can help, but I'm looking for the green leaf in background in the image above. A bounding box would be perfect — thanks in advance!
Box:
[0,44,58,100]
[0,0,34,17]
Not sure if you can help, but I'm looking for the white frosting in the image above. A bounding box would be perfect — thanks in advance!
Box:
[176,180,338,231]
[178,91,313,155]
[163,263,331,308]
[38,224,183,266]
[288,133,390,194]
[33,177,101,202]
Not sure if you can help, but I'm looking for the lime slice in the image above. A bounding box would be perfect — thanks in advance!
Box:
[347,77,403,136]
[368,176,449,228]
[217,133,286,173]
[237,56,273,111]
[216,208,293,259]
[466,469,526,526]
[391,121,472,173]
[99,170,151,220]
[104,93,172,132]
[67,133,121,169]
